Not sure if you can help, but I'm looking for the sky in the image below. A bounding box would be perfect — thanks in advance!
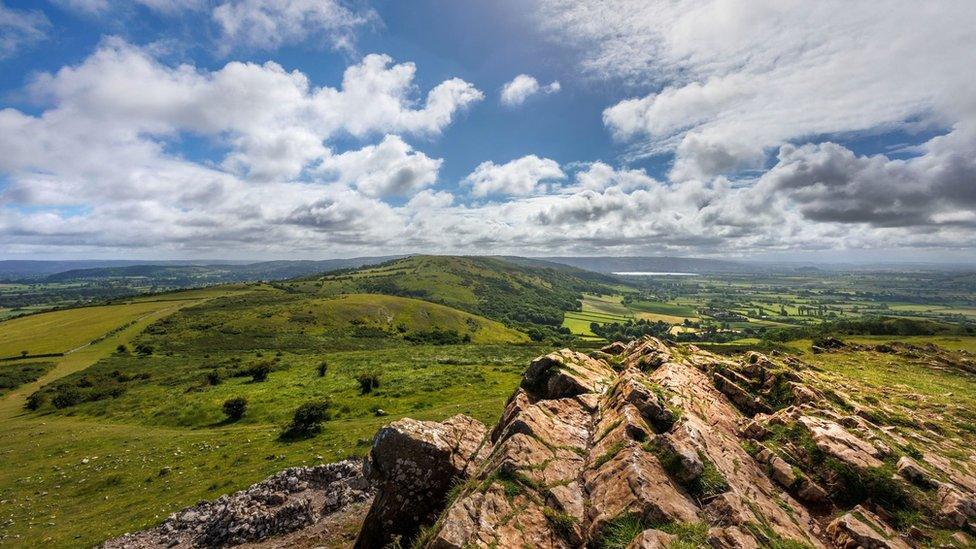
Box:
[0,0,975,262]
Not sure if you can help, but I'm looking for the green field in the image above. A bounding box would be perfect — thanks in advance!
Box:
[0,274,550,546]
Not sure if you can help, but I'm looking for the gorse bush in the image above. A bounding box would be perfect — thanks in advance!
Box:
[316,360,328,377]
[222,396,247,421]
[357,372,381,394]
[249,362,272,382]
[282,400,332,439]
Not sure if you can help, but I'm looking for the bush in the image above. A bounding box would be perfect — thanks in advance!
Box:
[357,372,381,394]
[24,392,44,411]
[222,397,247,421]
[204,371,223,386]
[115,344,128,354]
[134,343,153,356]
[316,361,328,377]
[282,400,332,439]
[52,388,83,409]
[249,362,272,382]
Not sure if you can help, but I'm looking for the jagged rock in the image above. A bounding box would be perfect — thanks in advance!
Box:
[355,414,488,549]
[797,415,883,470]
[601,341,628,355]
[938,484,976,528]
[627,528,676,548]
[522,349,614,398]
[617,373,675,432]
[624,338,672,371]
[896,456,936,488]
[795,478,830,504]
[790,383,820,404]
[826,505,911,548]
[713,372,770,415]
[707,525,760,548]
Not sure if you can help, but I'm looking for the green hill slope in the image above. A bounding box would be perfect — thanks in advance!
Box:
[290,255,617,333]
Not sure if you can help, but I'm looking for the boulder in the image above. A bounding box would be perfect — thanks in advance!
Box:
[896,456,936,489]
[938,484,976,528]
[355,414,488,549]
[522,349,614,398]
[826,505,911,549]
[627,528,676,548]
[797,416,883,470]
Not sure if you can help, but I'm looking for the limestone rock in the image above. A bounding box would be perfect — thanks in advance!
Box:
[798,415,883,470]
[627,528,676,548]
[826,505,910,549]
[355,414,488,548]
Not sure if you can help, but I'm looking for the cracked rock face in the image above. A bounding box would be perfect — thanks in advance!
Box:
[354,414,489,549]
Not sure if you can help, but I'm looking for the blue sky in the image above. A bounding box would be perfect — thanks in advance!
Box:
[1,0,975,261]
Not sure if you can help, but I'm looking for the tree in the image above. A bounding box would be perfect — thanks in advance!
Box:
[222,397,247,421]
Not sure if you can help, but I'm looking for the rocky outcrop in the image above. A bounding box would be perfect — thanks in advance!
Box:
[403,339,826,548]
[107,338,976,548]
[354,414,488,549]
[103,460,371,548]
[826,506,911,549]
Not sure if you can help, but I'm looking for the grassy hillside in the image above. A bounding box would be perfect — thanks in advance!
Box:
[0,278,546,546]
[290,255,617,336]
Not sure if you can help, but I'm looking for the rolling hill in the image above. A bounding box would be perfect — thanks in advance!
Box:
[290,255,620,332]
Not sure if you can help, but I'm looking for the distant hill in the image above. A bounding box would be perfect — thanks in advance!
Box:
[0,257,402,282]
[38,257,400,283]
[292,255,618,336]
[535,256,757,274]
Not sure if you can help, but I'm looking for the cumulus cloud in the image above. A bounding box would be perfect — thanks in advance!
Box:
[541,0,976,182]
[212,0,376,53]
[0,1,49,59]
[463,155,565,197]
[0,40,482,255]
[317,135,441,197]
[758,127,976,227]
[500,74,561,107]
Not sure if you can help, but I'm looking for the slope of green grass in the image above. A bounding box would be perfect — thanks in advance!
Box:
[290,255,616,329]
[0,281,547,546]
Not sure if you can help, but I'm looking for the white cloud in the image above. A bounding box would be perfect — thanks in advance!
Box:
[212,0,376,53]
[500,74,561,107]
[463,155,565,197]
[540,0,976,182]
[317,135,442,197]
[0,1,49,59]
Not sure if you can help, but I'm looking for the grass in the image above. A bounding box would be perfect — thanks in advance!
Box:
[0,283,550,547]
[0,361,54,395]
[0,300,196,358]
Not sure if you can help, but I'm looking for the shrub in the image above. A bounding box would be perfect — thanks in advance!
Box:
[222,397,247,421]
[134,343,153,356]
[316,361,328,377]
[357,372,381,394]
[249,362,272,382]
[204,371,223,386]
[52,388,83,409]
[282,400,332,439]
[115,344,128,354]
[24,392,44,411]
